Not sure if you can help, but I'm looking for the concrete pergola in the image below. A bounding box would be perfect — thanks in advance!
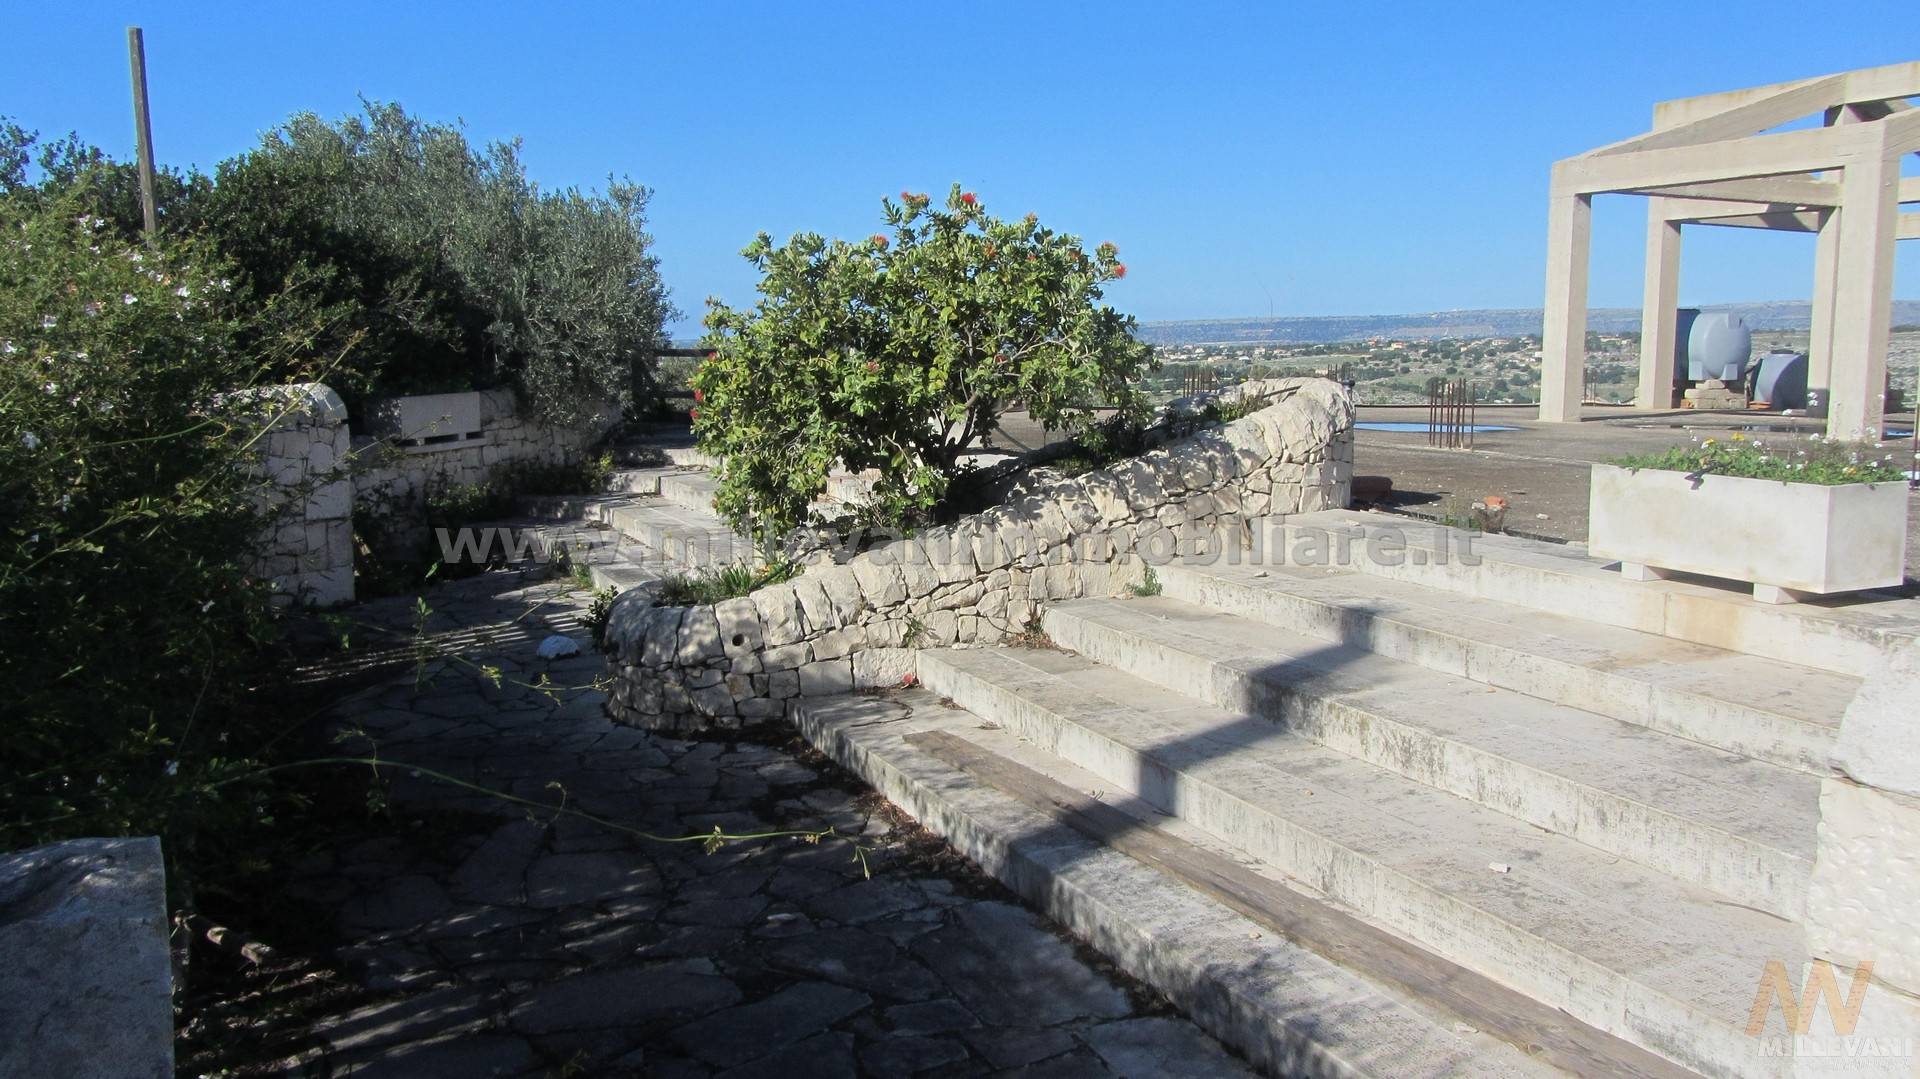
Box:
[1540,62,1920,437]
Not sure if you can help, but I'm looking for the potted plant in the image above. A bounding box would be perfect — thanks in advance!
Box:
[1589,432,1910,604]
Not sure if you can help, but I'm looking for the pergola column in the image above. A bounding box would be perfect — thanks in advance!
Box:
[1826,137,1899,439]
[1539,190,1591,423]
[1637,200,1682,410]
[1806,207,1840,396]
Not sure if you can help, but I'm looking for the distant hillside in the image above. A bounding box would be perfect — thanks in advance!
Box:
[1137,301,1920,346]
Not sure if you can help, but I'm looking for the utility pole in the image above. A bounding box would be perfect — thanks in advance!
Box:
[126,26,158,241]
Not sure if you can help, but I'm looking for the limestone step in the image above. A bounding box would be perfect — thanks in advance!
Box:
[1153,556,1855,773]
[1041,595,1819,920]
[914,646,1804,1079]
[656,469,721,515]
[788,690,1586,1079]
[1274,510,1920,678]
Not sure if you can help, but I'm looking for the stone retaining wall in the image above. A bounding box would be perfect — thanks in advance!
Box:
[603,377,1355,730]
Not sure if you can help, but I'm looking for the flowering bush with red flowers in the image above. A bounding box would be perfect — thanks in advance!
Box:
[693,185,1153,537]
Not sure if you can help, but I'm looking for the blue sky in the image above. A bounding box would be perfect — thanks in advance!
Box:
[4,2,1914,337]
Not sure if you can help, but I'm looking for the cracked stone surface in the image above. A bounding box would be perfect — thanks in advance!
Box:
[258,574,1260,1076]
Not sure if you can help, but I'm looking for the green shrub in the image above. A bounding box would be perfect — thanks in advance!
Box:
[695,185,1155,538]
[0,185,313,884]
[1612,432,1907,485]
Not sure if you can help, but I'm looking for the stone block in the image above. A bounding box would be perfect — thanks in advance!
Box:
[811,625,867,661]
[791,576,839,633]
[641,607,685,667]
[852,557,908,608]
[713,598,764,658]
[769,670,800,699]
[0,837,173,1079]
[676,607,724,666]
[1806,779,1920,997]
[752,584,808,647]
[816,564,866,623]
[690,684,736,718]
[738,697,785,720]
[798,658,854,697]
[761,642,811,672]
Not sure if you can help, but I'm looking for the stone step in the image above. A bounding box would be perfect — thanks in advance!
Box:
[1041,595,1818,920]
[788,690,1590,1079]
[916,646,1804,1079]
[1274,510,1920,678]
[656,470,721,515]
[1154,556,1855,773]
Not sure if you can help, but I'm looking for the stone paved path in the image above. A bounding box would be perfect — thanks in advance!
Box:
[264,572,1258,1077]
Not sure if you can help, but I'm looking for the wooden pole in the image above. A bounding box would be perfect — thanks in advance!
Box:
[127,27,158,241]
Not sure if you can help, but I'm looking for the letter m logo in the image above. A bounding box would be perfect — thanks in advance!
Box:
[1745,959,1873,1036]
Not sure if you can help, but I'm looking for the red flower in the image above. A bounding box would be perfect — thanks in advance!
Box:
[959,192,978,206]
[994,352,1008,365]
[1112,263,1127,279]
[693,388,704,402]
[865,361,879,373]
[982,243,997,260]
[689,408,699,421]
[900,189,912,201]
[708,351,719,359]
[870,233,889,248]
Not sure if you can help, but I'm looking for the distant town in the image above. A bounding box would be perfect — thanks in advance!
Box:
[1135,303,1920,407]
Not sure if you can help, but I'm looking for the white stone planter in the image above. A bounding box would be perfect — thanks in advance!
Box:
[1588,463,1908,603]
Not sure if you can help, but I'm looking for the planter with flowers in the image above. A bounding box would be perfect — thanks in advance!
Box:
[1589,432,1910,604]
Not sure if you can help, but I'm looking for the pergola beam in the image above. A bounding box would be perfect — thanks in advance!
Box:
[1684,210,1825,232]
[1627,176,1841,206]
[1555,123,1880,195]
[1594,76,1848,157]
[1653,61,1920,130]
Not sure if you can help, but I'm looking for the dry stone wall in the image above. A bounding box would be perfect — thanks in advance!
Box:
[604,377,1355,730]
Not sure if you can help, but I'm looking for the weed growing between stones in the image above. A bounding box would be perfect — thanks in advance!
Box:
[1127,565,1163,597]
[655,559,801,606]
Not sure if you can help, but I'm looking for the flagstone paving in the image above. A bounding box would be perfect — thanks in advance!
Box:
[259,572,1257,1077]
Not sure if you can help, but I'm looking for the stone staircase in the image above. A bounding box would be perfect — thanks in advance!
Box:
[790,509,1920,1078]
[519,463,750,592]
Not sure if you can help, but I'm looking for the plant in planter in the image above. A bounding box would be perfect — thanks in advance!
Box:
[1593,432,1911,603]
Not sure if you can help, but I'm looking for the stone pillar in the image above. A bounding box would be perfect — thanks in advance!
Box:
[1826,136,1899,440]
[1796,644,1920,1076]
[251,383,355,608]
[1807,207,1840,404]
[1539,189,1592,423]
[1638,202,1682,410]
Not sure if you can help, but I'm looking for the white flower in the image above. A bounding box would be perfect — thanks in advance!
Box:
[39,315,56,329]
[1,341,14,355]
[21,432,40,451]
[164,760,179,777]
[122,293,137,305]
[175,285,190,298]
